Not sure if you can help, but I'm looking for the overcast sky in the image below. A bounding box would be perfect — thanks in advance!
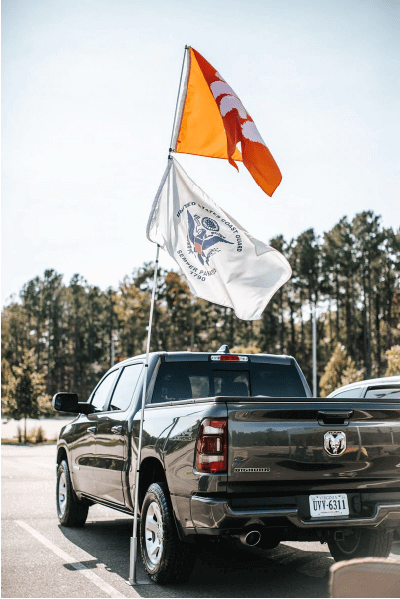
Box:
[2,0,399,306]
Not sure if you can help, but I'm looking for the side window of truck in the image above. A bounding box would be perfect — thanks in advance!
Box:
[109,364,143,411]
[91,370,119,411]
[152,372,194,403]
[151,368,209,402]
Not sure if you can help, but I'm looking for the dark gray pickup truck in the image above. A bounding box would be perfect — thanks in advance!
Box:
[53,347,400,583]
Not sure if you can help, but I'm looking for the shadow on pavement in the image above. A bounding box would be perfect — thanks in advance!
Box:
[63,559,102,571]
[60,517,331,597]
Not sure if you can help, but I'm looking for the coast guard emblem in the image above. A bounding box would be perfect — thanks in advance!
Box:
[187,212,233,265]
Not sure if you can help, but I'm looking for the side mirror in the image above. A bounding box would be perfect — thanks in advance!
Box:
[52,393,95,415]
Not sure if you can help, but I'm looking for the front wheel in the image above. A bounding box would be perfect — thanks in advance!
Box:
[140,482,197,584]
[328,528,393,562]
[56,460,89,527]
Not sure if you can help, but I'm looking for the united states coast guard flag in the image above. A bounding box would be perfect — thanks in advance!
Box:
[147,158,291,321]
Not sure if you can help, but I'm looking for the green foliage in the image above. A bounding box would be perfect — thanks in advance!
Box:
[1,357,16,416]
[7,349,51,418]
[341,362,365,388]
[1,211,399,398]
[385,346,400,376]
[114,275,149,357]
[28,425,47,444]
[13,425,51,444]
[320,344,364,397]
[231,345,262,354]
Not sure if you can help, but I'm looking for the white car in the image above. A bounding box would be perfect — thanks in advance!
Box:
[328,375,400,541]
[327,375,400,400]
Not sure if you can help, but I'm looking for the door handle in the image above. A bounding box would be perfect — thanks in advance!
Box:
[111,425,124,434]
[318,410,353,426]
[86,426,96,434]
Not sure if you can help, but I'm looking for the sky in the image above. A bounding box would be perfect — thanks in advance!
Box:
[2,0,399,306]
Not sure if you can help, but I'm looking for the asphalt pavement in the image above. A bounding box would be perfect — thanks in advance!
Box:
[2,444,400,598]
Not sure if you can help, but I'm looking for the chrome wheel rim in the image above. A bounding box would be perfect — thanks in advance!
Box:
[58,471,67,515]
[337,530,361,554]
[144,501,163,567]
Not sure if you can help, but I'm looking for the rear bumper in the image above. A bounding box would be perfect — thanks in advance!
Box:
[190,495,400,534]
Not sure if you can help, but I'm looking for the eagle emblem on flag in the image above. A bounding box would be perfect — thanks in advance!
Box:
[187,212,233,265]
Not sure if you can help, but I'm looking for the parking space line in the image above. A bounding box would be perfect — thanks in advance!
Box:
[15,520,138,598]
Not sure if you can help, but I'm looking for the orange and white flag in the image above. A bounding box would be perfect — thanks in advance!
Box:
[172,47,282,197]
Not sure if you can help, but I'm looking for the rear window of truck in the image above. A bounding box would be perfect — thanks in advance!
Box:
[151,361,306,403]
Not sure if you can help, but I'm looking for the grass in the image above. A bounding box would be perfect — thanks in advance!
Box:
[1,425,58,445]
[1,438,58,445]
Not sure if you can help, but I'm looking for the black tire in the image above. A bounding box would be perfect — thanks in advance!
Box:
[140,482,197,584]
[328,528,393,562]
[56,459,89,527]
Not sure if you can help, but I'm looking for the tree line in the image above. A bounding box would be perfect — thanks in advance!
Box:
[2,210,400,415]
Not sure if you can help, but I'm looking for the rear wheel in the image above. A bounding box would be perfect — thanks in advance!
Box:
[140,482,197,584]
[56,460,89,527]
[328,528,393,562]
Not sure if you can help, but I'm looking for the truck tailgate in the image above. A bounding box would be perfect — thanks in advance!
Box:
[226,399,400,493]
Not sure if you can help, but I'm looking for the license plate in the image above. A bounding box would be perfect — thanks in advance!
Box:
[309,493,349,518]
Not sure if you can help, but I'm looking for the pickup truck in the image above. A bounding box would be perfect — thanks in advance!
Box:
[53,347,400,584]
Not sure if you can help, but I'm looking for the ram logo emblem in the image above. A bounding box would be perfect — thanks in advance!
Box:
[324,431,346,456]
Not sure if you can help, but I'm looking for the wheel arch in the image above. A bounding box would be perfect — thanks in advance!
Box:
[139,457,167,509]
[138,457,191,542]
[56,444,68,467]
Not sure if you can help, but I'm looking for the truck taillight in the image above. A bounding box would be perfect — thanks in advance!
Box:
[195,418,227,473]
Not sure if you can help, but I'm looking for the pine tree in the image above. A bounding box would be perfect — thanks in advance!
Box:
[320,344,363,397]
[385,345,400,376]
[231,345,261,354]
[113,275,150,358]
[1,214,399,403]
[1,357,16,417]
[6,348,51,443]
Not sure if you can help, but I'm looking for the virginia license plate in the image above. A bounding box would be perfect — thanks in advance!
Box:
[309,493,349,518]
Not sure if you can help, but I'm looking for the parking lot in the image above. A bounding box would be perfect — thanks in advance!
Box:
[2,443,400,598]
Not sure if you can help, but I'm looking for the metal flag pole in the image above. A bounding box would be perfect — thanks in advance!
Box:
[127,44,189,585]
[312,301,317,397]
[128,243,160,585]
[169,45,189,153]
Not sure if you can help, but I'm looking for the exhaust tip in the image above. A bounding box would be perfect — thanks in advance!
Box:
[240,530,261,546]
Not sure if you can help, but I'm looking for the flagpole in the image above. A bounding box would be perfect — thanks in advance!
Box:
[128,242,161,585]
[312,300,317,397]
[127,45,187,585]
[169,45,189,153]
